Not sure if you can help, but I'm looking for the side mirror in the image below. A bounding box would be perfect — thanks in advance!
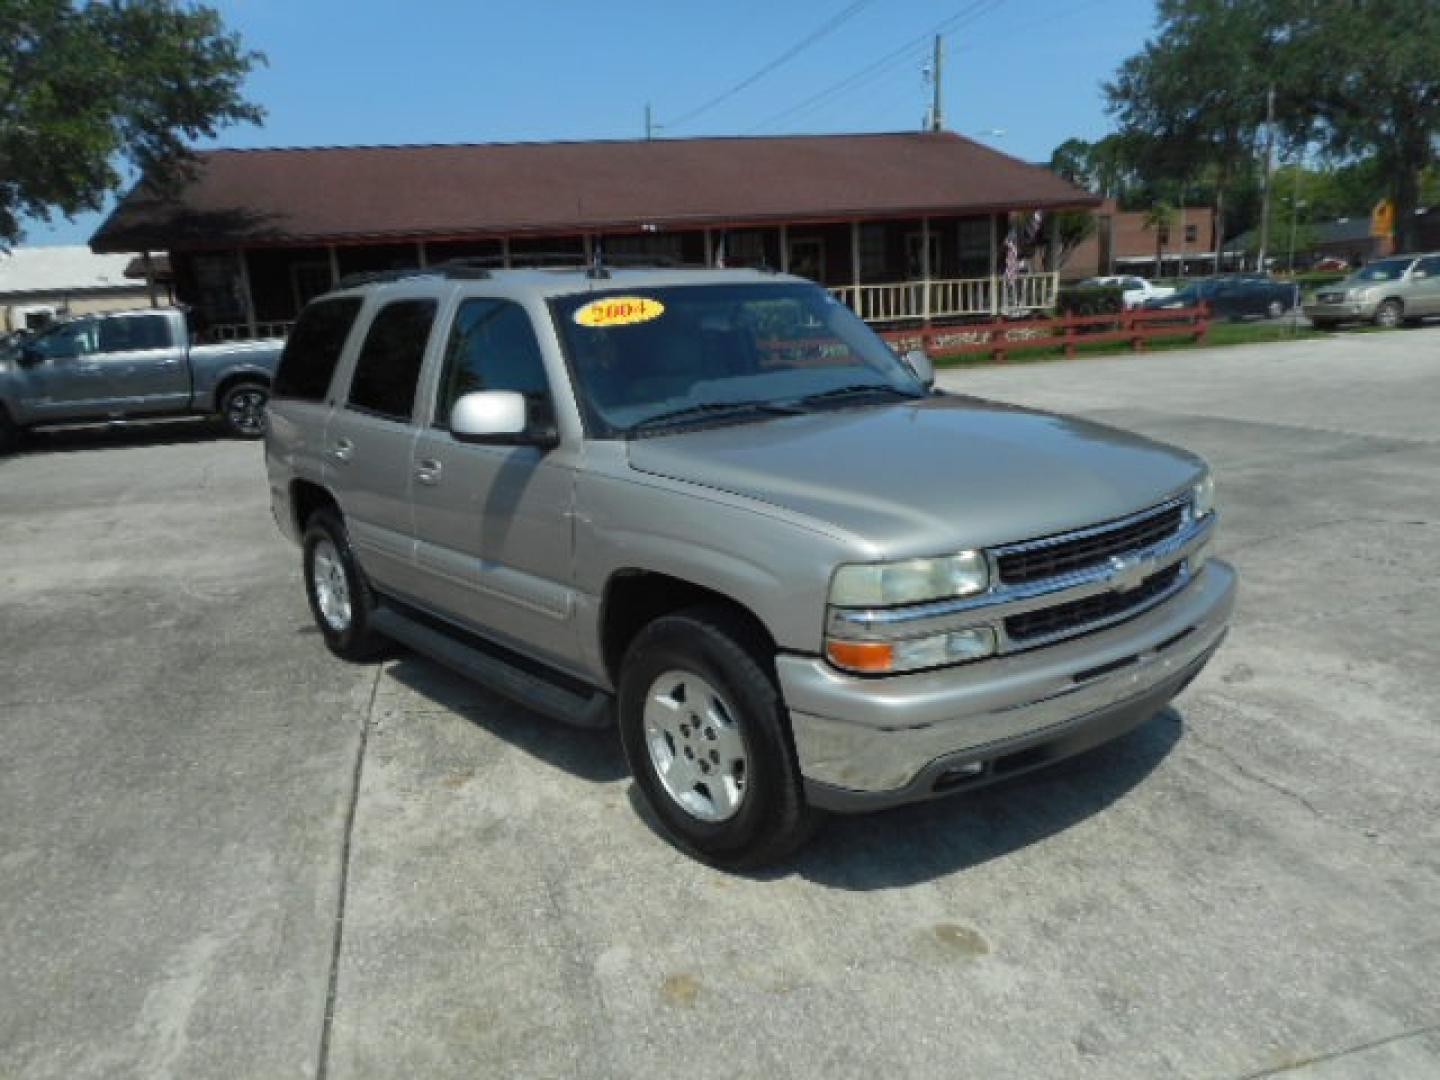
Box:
[902,348,935,390]
[17,343,42,367]
[449,390,557,448]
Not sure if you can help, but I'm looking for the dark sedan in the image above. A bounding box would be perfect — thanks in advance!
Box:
[1144,275,1300,320]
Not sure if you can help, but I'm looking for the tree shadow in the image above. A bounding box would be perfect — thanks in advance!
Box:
[16,418,229,455]
[384,654,627,784]
[780,707,1184,890]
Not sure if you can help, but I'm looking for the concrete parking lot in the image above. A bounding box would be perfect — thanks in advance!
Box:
[3,329,1438,1080]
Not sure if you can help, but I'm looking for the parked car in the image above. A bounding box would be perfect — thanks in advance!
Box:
[0,307,283,452]
[1144,275,1299,320]
[266,263,1235,867]
[1312,256,1351,273]
[1303,253,1440,329]
[1080,275,1176,309]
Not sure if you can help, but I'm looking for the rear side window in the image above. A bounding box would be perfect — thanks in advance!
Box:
[97,314,171,353]
[434,299,551,426]
[274,298,363,402]
[347,299,437,422]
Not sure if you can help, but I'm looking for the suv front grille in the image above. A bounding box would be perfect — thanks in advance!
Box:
[1316,291,1345,303]
[996,503,1185,585]
[1005,563,1183,643]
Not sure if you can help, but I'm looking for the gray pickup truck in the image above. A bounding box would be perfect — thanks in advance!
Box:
[265,263,1236,867]
[0,307,283,451]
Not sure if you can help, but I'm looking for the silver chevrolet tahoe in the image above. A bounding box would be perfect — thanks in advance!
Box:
[0,307,283,452]
[265,262,1236,867]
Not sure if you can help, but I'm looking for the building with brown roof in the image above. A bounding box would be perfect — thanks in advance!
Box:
[91,131,1097,337]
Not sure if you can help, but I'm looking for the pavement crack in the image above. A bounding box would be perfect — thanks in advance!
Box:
[1185,727,1330,823]
[315,668,382,1080]
[1235,1020,1440,1078]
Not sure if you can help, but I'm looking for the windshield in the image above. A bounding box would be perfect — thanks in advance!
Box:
[552,282,925,435]
[1354,258,1415,282]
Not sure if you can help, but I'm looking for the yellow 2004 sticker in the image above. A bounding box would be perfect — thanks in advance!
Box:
[573,296,665,327]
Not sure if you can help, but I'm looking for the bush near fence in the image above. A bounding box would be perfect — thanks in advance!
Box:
[1054,284,1126,319]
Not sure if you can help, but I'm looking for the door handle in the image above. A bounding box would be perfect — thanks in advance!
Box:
[414,458,443,485]
[330,437,354,463]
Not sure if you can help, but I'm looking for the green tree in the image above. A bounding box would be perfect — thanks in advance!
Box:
[0,0,263,245]
[1142,201,1176,277]
[1284,0,1440,253]
[1105,0,1278,272]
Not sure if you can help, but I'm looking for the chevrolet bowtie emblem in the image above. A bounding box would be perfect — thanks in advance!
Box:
[1108,554,1148,593]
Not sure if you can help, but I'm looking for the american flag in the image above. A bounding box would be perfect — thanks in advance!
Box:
[1004,228,1019,283]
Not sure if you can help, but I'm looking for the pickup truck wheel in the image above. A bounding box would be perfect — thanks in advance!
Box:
[618,606,819,869]
[0,408,19,455]
[220,381,270,438]
[302,509,387,662]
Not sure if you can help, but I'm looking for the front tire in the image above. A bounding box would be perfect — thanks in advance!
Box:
[220,381,270,438]
[302,509,387,661]
[1374,299,1403,329]
[618,606,818,868]
[1266,299,1285,320]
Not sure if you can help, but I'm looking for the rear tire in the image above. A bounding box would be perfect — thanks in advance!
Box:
[220,380,270,439]
[302,508,388,662]
[1374,299,1403,329]
[618,606,820,869]
[0,407,20,455]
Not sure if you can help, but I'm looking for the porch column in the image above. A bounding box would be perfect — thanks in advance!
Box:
[850,221,862,319]
[236,249,258,338]
[703,229,713,267]
[501,237,512,269]
[988,213,999,316]
[416,241,428,268]
[583,234,594,264]
[920,216,932,323]
[327,245,340,286]
[142,251,158,308]
[779,224,789,273]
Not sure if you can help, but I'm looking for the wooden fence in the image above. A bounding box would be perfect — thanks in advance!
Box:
[879,305,1210,363]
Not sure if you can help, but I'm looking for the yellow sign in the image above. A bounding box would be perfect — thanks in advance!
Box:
[573,296,665,327]
[1371,199,1395,238]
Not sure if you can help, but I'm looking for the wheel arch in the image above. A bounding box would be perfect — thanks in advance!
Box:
[214,368,272,410]
[290,478,340,536]
[600,569,777,686]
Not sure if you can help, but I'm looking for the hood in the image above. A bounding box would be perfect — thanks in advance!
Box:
[626,395,1205,557]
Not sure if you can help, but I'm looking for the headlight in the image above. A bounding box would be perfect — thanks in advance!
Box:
[830,550,989,607]
[1348,287,1373,301]
[1192,471,1215,519]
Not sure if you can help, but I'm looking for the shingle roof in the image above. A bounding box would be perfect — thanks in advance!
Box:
[0,245,141,295]
[90,131,1098,253]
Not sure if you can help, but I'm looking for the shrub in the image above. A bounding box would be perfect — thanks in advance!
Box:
[1055,284,1124,318]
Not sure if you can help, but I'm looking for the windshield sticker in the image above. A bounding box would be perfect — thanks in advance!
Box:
[573,296,665,327]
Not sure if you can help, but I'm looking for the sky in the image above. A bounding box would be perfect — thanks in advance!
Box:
[22,0,1159,247]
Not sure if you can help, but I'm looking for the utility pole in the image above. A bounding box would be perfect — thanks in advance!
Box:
[929,35,944,132]
[644,103,655,141]
[1256,85,1276,272]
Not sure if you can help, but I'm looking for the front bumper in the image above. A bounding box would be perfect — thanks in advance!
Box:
[780,559,1236,811]
[1304,300,1373,322]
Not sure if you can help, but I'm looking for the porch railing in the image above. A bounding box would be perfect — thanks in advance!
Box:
[830,273,1059,323]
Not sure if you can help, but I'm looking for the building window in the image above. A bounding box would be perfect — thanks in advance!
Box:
[1185,223,1199,243]
[859,224,887,281]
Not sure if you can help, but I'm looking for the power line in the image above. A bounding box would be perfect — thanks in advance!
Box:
[663,0,877,131]
[747,0,1004,134]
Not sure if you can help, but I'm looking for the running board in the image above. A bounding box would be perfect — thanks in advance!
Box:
[371,606,613,729]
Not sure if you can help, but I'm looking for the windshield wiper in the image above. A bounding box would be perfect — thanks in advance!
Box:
[795,383,922,407]
[629,398,803,433]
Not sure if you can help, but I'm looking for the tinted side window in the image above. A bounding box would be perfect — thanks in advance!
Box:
[97,314,172,353]
[434,299,552,426]
[274,298,363,402]
[347,299,437,422]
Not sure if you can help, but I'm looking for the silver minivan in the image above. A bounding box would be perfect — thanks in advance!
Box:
[1305,253,1440,328]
